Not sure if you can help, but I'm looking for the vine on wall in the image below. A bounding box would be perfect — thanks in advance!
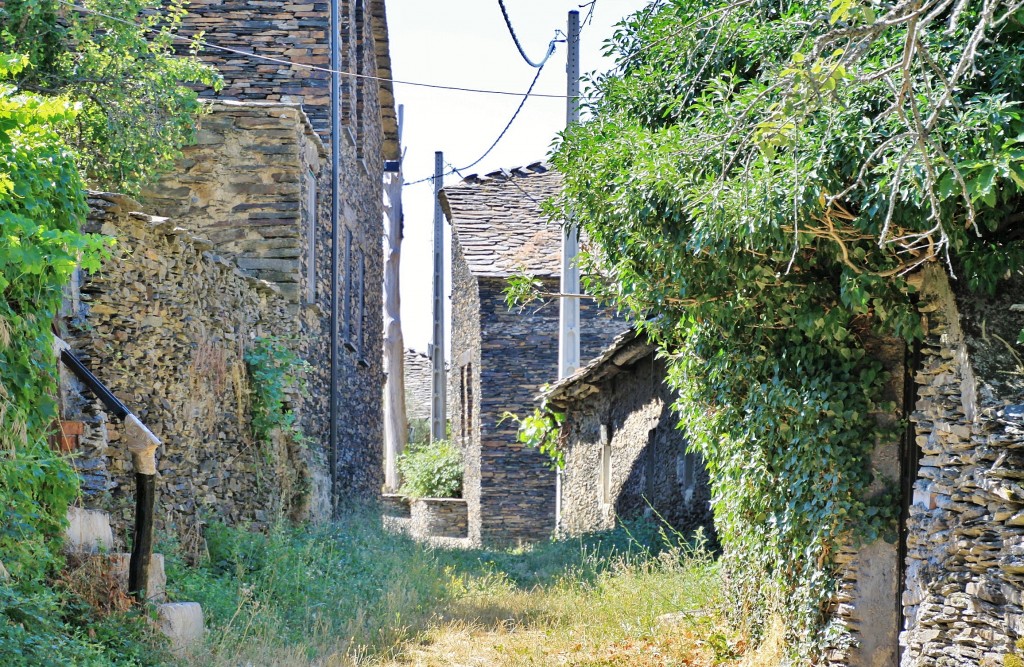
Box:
[550,0,1024,659]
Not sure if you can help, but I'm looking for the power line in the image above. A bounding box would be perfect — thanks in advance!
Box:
[58,1,572,99]
[403,62,548,187]
[496,0,559,68]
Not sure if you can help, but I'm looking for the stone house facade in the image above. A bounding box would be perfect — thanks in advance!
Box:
[439,164,627,546]
[543,328,714,540]
[404,349,432,425]
[140,0,398,504]
[60,0,397,535]
[60,193,319,538]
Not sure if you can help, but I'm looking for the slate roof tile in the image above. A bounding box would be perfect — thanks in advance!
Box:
[439,162,562,278]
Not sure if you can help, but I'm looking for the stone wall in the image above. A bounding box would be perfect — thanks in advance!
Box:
[556,353,714,540]
[142,101,384,503]
[404,349,432,423]
[59,193,320,539]
[452,276,626,545]
[449,237,484,542]
[410,499,469,540]
[178,0,398,160]
[898,265,1024,666]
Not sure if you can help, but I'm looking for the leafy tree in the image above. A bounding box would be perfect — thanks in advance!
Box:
[551,0,1024,658]
[0,0,218,590]
[1,0,221,191]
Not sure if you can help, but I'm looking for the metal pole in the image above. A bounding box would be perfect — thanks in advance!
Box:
[556,9,581,532]
[430,152,447,443]
[328,0,341,514]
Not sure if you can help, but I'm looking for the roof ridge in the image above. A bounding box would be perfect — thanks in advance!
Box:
[460,161,551,185]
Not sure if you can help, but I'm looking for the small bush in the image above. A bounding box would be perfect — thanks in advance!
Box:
[398,440,463,498]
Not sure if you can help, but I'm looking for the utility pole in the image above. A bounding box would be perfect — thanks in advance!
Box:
[430,151,447,443]
[383,105,406,492]
[556,9,581,532]
[328,0,341,515]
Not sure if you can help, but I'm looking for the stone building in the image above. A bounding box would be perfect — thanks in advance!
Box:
[439,163,627,546]
[404,349,432,425]
[543,328,714,540]
[60,0,397,534]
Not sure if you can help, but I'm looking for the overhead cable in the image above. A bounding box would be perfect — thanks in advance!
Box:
[404,62,548,187]
[496,0,559,68]
[58,1,571,99]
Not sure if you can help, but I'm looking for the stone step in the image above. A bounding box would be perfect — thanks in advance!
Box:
[156,602,204,657]
[65,506,114,553]
[104,553,166,603]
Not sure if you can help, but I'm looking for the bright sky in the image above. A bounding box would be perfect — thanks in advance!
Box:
[386,1,649,354]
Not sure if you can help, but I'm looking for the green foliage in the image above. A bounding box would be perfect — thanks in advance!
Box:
[550,0,1024,658]
[503,270,545,310]
[244,336,310,455]
[500,407,565,468]
[0,57,109,584]
[397,439,463,498]
[0,581,166,666]
[164,508,452,662]
[1,0,222,192]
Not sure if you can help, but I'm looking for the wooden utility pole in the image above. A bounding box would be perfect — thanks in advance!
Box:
[382,106,406,492]
[429,151,447,443]
[556,10,581,530]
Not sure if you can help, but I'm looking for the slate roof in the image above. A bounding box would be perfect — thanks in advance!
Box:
[439,162,563,279]
[542,327,658,407]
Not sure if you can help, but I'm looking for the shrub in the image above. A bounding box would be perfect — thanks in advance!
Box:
[398,440,463,499]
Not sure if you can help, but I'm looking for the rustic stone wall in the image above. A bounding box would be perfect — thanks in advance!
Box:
[557,353,714,540]
[404,349,432,423]
[410,499,469,540]
[449,237,484,542]
[60,193,320,539]
[178,0,398,160]
[142,101,384,503]
[898,265,1024,666]
[458,278,626,545]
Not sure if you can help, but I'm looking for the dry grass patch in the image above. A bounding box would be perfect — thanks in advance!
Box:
[379,538,747,667]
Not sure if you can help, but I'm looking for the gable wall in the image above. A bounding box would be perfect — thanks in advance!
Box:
[468,277,627,545]
[558,354,714,539]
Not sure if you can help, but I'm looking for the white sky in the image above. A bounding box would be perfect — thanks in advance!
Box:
[386,1,649,354]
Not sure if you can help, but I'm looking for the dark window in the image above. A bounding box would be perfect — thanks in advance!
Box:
[305,170,317,303]
[356,249,365,358]
[342,228,352,344]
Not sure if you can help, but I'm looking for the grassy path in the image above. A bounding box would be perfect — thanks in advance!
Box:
[160,506,751,666]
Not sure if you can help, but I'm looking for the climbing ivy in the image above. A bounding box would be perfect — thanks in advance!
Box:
[244,337,310,458]
[551,0,1024,659]
[0,53,109,582]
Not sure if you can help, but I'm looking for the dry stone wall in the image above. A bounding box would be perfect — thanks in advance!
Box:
[556,353,714,540]
[461,277,626,545]
[404,349,432,423]
[61,193,320,539]
[899,265,1024,666]
[142,101,384,503]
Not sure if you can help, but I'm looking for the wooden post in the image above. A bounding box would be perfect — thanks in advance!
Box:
[124,414,160,602]
[383,106,407,492]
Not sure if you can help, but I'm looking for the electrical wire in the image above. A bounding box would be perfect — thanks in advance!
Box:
[58,1,571,99]
[496,0,558,68]
[403,62,548,187]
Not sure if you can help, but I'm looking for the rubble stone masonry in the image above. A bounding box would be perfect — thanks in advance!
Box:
[899,265,1024,666]
[62,193,318,539]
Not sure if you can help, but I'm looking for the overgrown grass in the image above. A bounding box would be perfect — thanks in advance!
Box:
[161,505,744,666]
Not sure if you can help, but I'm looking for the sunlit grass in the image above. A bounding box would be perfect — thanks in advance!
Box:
[162,505,755,666]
